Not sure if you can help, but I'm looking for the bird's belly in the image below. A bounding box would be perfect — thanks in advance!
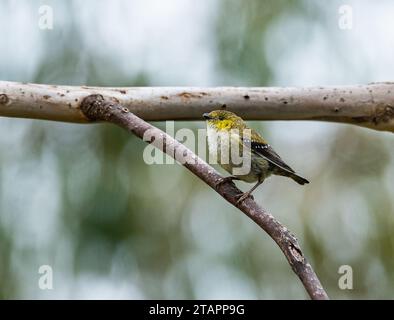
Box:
[233,154,271,183]
[220,161,270,183]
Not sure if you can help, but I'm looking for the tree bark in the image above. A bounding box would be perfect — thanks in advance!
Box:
[80,94,329,300]
[0,81,393,133]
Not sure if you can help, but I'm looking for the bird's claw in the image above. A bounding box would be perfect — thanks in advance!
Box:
[235,192,254,204]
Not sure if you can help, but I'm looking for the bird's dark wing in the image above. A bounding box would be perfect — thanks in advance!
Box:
[242,136,295,175]
[252,142,295,173]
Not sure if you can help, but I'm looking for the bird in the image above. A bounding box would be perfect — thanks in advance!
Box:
[203,110,309,203]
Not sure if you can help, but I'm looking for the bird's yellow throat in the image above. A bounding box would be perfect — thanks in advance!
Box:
[213,119,233,131]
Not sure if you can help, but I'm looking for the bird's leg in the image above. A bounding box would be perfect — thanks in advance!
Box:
[215,175,240,189]
[236,179,264,204]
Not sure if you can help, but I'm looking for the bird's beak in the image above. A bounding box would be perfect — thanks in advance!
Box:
[203,113,211,120]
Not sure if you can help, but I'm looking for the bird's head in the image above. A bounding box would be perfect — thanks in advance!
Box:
[203,110,245,131]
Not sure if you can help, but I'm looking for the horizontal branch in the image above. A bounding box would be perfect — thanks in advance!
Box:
[80,94,329,300]
[0,81,393,132]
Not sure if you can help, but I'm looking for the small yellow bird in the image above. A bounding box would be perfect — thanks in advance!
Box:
[203,110,309,203]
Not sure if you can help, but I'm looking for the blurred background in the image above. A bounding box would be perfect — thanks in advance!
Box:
[0,0,393,299]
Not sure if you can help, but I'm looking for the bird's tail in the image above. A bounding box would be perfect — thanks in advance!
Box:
[290,173,309,185]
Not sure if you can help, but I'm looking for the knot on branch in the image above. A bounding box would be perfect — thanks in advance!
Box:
[280,231,305,266]
[352,103,394,126]
[0,94,9,105]
[374,103,394,124]
[80,94,106,121]
[288,242,304,263]
[81,94,130,122]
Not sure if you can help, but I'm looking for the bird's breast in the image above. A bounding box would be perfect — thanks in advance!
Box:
[206,126,233,160]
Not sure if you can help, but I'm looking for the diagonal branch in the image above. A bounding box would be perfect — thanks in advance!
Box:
[0,81,393,133]
[80,94,329,300]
